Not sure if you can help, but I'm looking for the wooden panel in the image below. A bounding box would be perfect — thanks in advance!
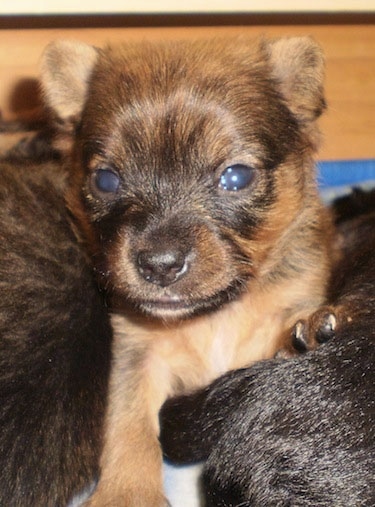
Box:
[1,24,374,160]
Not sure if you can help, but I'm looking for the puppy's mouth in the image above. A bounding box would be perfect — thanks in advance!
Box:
[129,279,248,320]
[139,295,195,318]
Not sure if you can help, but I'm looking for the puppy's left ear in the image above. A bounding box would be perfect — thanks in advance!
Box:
[40,39,99,130]
[265,37,326,122]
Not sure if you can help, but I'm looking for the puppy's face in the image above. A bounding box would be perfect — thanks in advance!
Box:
[42,37,325,319]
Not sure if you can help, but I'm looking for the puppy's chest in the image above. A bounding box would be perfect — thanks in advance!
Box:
[183,297,285,383]
[120,292,287,395]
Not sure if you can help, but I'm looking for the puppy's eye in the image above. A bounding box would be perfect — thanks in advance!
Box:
[93,168,120,194]
[219,164,255,191]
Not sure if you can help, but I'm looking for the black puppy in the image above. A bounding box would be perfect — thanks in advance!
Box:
[160,188,375,506]
[0,159,112,506]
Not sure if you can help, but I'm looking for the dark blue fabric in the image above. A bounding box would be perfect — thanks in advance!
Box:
[317,159,375,189]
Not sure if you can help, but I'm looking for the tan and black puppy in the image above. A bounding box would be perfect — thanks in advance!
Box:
[41,36,333,505]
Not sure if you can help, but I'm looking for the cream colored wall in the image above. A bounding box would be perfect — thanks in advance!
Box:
[0,0,373,14]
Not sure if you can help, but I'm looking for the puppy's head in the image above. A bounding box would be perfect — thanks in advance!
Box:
[41,36,326,320]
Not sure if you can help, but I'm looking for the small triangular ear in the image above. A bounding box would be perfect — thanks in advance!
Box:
[40,39,98,127]
[265,37,326,122]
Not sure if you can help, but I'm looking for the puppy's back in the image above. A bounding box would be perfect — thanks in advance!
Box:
[0,161,112,506]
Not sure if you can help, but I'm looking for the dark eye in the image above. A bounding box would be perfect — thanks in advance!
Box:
[94,168,120,194]
[219,164,255,191]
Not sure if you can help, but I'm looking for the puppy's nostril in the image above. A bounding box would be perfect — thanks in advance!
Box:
[137,250,188,287]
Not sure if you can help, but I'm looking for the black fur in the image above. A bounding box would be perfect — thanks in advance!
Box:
[160,189,375,506]
[0,160,112,506]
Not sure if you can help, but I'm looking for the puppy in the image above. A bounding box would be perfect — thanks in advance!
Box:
[160,188,375,506]
[40,36,334,505]
[0,158,112,506]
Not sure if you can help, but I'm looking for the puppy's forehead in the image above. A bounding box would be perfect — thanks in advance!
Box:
[93,39,266,97]
[112,91,251,169]
[82,40,297,169]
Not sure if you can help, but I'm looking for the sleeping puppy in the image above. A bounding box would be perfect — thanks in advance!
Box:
[40,36,334,505]
[0,159,112,506]
[160,188,375,506]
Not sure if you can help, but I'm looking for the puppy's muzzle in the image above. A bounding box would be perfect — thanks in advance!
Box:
[137,248,188,287]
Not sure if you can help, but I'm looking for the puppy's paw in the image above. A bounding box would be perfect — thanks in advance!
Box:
[292,310,336,351]
[276,306,339,358]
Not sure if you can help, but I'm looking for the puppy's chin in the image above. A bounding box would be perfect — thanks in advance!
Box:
[127,280,247,321]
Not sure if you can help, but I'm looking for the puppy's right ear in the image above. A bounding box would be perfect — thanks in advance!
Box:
[40,40,98,129]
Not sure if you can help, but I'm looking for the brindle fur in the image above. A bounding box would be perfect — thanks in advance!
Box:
[0,158,112,506]
[40,36,334,505]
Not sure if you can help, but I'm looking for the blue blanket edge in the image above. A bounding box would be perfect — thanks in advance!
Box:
[318,159,375,188]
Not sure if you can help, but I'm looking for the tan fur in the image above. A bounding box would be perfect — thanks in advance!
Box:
[41,40,98,125]
[40,36,333,506]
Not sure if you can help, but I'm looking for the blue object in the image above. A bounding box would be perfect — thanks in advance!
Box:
[317,159,375,189]
[317,159,375,203]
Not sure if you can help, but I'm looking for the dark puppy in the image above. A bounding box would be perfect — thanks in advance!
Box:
[0,107,67,166]
[0,159,112,506]
[40,36,334,505]
[160,189,375,506]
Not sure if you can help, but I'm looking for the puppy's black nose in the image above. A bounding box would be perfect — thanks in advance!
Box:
[137,249,188,287]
